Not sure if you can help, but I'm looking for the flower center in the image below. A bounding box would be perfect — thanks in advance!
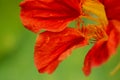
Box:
[73,0,109,43]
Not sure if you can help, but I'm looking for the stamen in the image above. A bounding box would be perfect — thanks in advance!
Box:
[80,24,108,43]
[75,18,84,29]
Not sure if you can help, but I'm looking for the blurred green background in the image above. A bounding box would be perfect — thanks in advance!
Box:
[0,0,120,80]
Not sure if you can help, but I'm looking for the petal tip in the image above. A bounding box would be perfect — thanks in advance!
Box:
[82,66,91,76]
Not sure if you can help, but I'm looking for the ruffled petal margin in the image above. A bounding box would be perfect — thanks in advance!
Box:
[34,28,88,74]
[20,0,80,33]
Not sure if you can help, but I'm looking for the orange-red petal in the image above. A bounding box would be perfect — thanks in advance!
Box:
[82,39,109,76]
[107,20,120,54]
[34,28,88,74]
[20,0,80,33]
[100,0,120,20]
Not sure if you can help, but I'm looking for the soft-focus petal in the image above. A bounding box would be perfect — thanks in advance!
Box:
[107,20,120,54]
[34,28,88,74]
[82,39,109,76]
[107,20,120,35]
[20,0,80,33]
[100,0,120,20]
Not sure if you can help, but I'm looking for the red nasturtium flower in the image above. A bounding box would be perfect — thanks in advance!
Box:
[82,0,120,76]
[20,0,120,76]
[20,0,89,74]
